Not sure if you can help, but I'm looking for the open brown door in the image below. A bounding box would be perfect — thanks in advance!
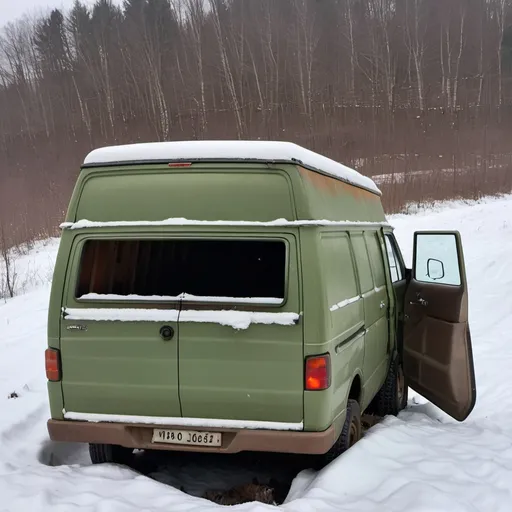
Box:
[403,231,476,421]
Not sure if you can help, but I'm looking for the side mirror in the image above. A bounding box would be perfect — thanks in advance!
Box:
[427,258,445,280]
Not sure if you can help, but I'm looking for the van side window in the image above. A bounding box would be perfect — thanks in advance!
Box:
[350,233,373,293]
[384,234,404,283]
[321,233,358,309]
[364,232,386,288]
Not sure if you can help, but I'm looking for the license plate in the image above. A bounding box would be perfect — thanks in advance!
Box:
[152,429,222,447]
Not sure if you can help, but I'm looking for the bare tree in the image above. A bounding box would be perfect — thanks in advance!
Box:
[493,0,507,106]
[185,0,208,136]
[293,0,318,123]
[0,221,17,299]
[439,0,466,111]
[404,0,427,110]
[209,0,244,139]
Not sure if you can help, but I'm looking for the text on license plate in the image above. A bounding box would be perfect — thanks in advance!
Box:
[152,429,222,447]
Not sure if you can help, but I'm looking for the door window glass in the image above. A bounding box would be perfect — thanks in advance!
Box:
[414,233,461,286]
[321,234,358,309]
[365,232,386,287]
[351,234,373,293]
[385,234,404,283]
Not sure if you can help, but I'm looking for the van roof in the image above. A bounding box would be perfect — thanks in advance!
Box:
[83,140,380,195]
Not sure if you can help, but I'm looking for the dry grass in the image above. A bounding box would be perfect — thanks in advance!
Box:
[379,163,512,213]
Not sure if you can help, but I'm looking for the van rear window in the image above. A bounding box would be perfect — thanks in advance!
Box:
[76,239,286,303]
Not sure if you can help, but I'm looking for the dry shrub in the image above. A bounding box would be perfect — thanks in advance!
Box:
[0,221,18,299]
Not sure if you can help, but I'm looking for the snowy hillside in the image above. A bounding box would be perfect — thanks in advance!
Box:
[1,196,512,511]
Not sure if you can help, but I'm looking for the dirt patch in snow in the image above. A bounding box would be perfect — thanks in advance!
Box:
[362,414,383,432]
[37,414,386,506]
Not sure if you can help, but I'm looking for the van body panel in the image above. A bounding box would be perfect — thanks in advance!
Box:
[60,236,181,417]
[321,231,365,423]
[64,163,386,226]
[299,228,331,430]
[178,321,303,423]
[47,382,64,419]
[301,229,366,430]
[177,232,303,424]
[360,231,391,400]
[73,166,297,223]
[60,321,181,417]
[296,166,386,222]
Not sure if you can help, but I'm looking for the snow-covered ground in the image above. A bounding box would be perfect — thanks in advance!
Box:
[1,195,512,511]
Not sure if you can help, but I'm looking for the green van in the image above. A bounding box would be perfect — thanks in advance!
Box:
[46,141,476,467]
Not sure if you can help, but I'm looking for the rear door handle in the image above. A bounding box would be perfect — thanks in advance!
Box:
[380,301,386,309]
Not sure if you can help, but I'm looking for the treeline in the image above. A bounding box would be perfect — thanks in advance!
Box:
[1,0,512,246]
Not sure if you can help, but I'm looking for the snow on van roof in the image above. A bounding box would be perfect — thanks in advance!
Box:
[83,140,380,195]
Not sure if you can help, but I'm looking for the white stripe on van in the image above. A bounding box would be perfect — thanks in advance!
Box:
[60,218,390,230]
[329,295,361,312]
[63,308,299,330]
[361,285,386,299]
[63,411,304,431]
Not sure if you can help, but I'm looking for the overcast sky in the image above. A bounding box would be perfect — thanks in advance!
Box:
[0,0,122,28]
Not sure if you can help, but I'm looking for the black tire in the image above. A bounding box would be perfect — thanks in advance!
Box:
[89,443,134,466]
[316,399,362,469]
[374,356,408,417]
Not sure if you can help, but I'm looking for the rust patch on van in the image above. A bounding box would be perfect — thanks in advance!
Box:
[297,166,378,201]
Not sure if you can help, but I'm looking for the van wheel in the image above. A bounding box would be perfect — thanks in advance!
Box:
[315,399,362,469]
[89,443,134,466]
[374,357,408,417]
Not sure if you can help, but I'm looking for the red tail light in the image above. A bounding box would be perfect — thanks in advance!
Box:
[305,354,331,390]
[45,348,61,382]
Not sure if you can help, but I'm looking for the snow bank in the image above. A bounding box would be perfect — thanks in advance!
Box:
[2,195,512,511]
[61,218,389,230]
[64,308,299,330]
[83,140,380,194]
[0,238,59,299]
[63,412,304,431]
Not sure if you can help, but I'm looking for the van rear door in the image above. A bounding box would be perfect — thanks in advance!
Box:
[176,234,304,426]
[60,237,182,418]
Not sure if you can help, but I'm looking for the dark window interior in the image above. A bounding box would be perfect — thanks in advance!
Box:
[76,239,286,300]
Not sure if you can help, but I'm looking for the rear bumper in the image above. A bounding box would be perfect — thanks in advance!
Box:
[47,419,336,455]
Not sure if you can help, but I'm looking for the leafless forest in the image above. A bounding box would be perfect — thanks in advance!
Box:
[1,0,512,247]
